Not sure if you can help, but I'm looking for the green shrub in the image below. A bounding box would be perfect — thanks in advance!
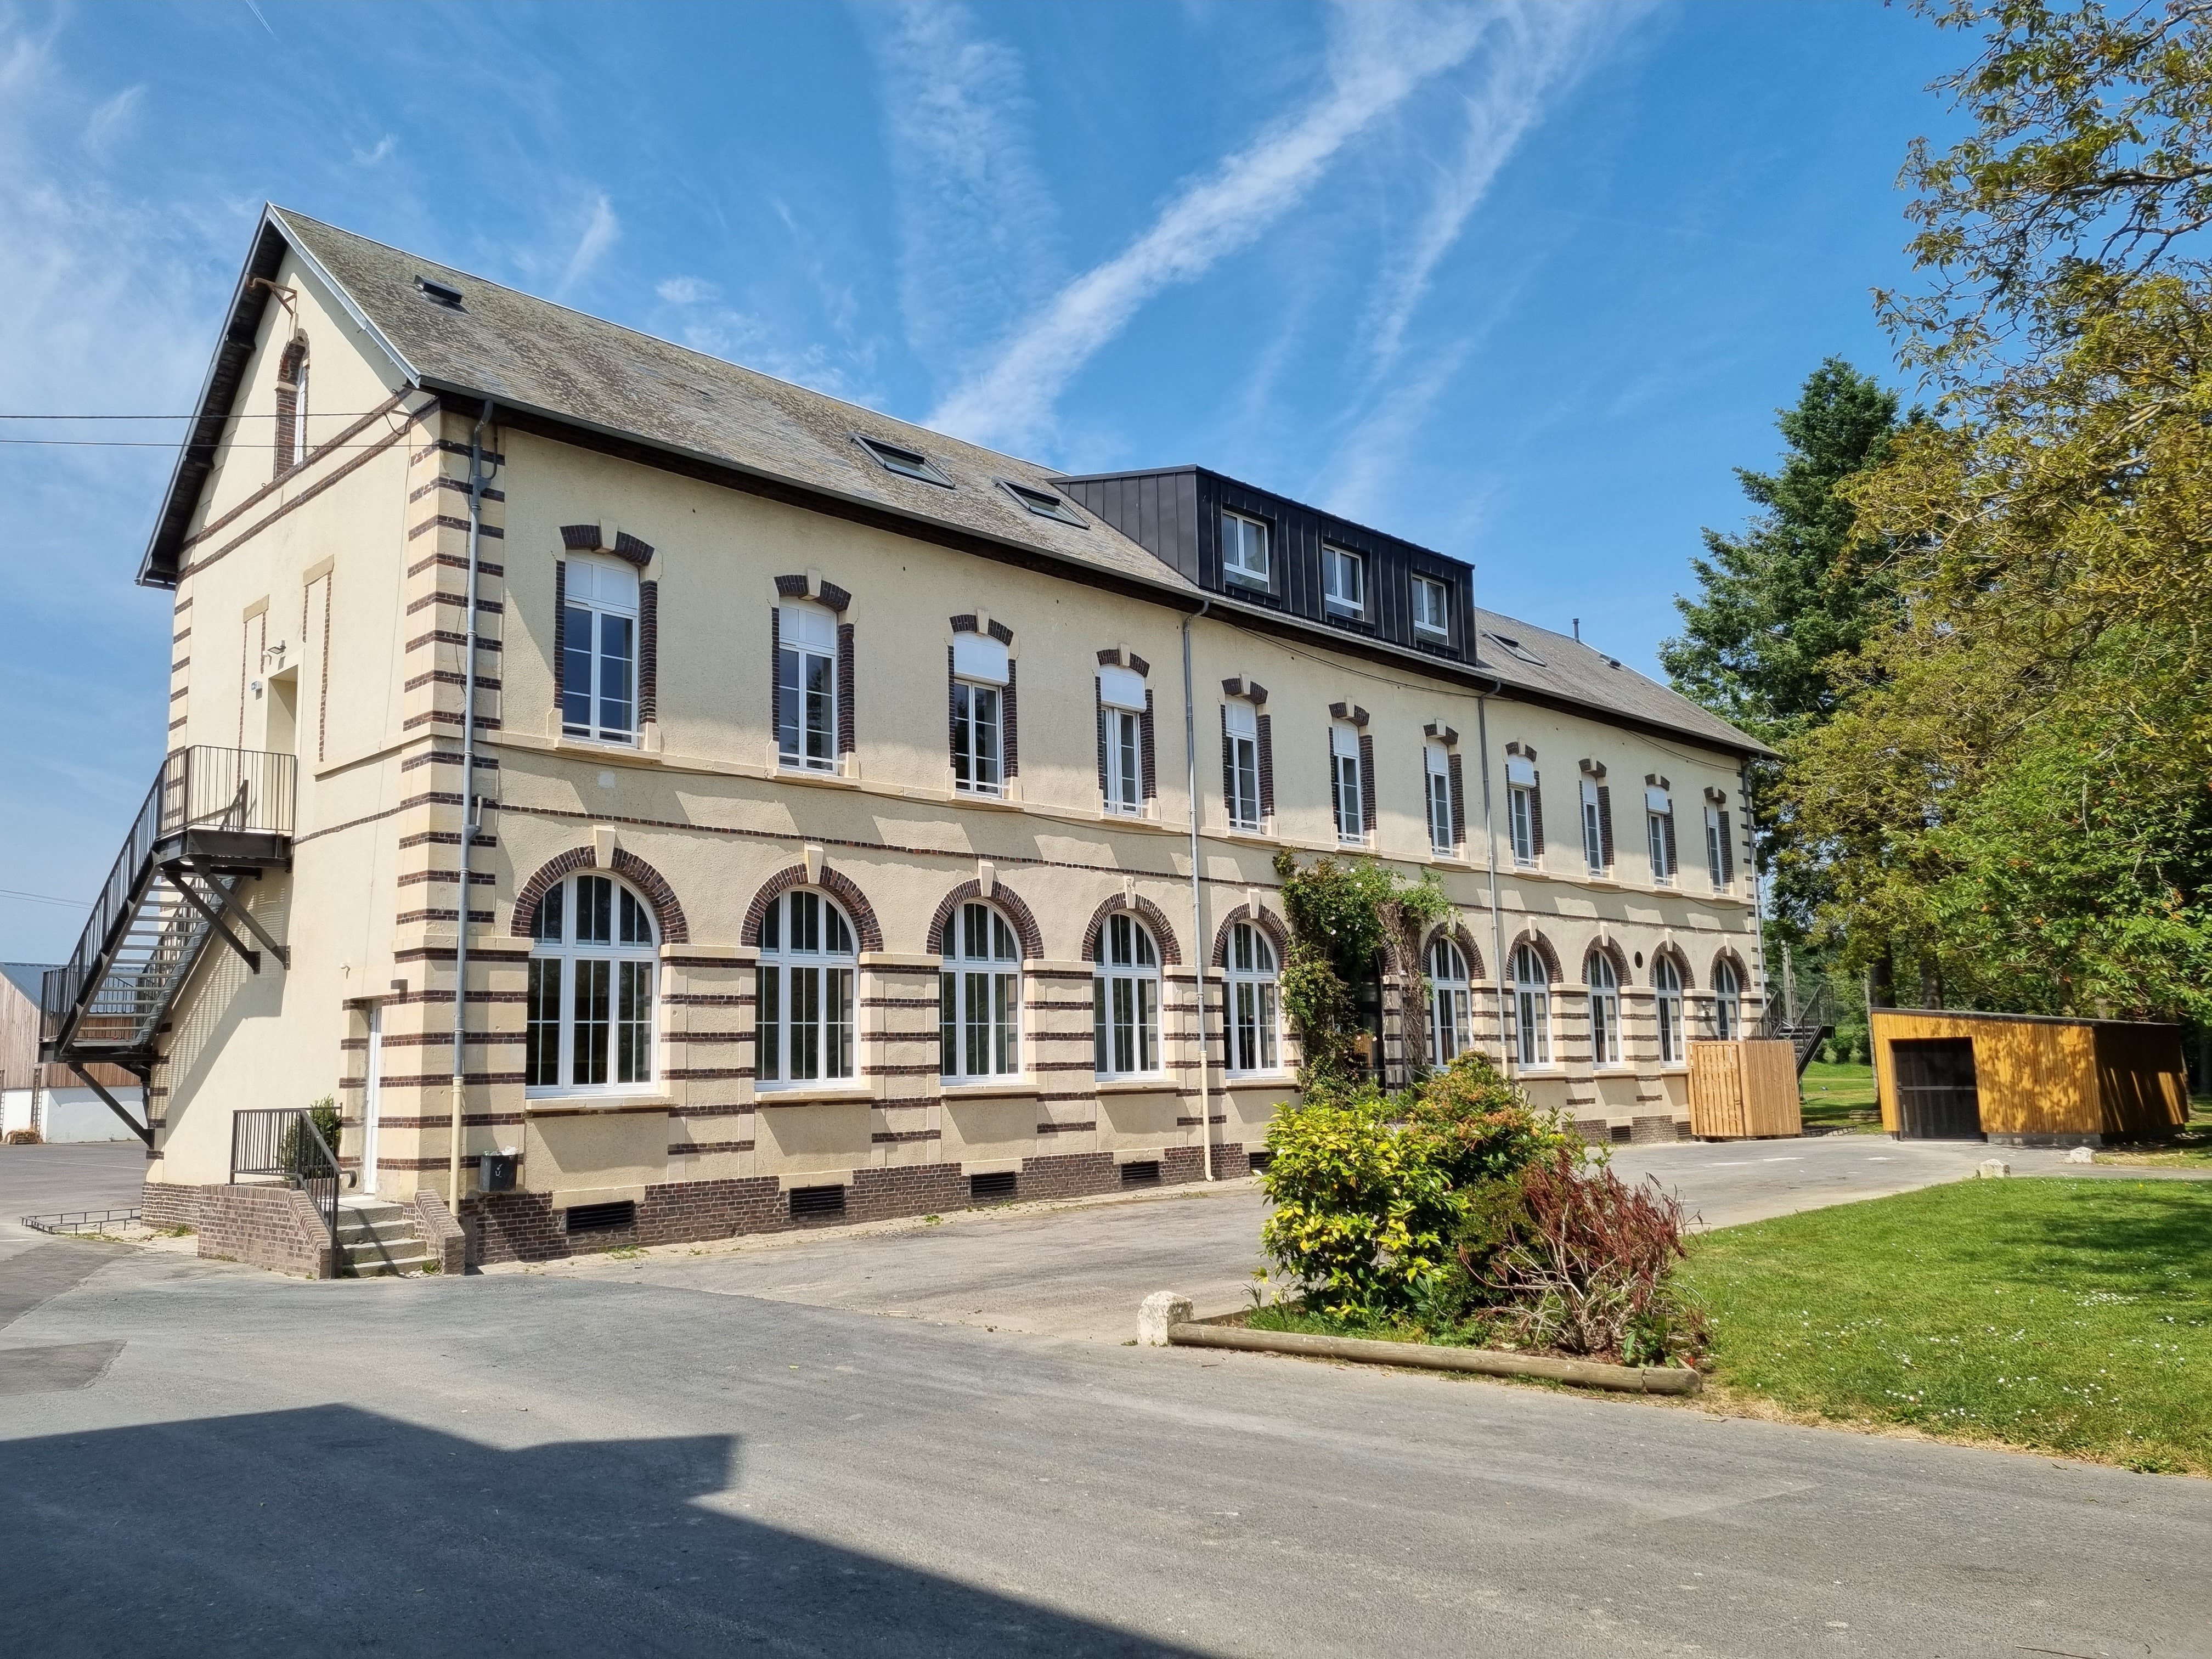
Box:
[280,1097,342,1177]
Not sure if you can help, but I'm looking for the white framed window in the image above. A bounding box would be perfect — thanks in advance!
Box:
[1581,778,1606,873]
[1506,754,1539,866]
[1412,574,1449,637]
[1226,921,1280,1075]
[777,601,838,771]
[1224,699,1261,830]
[1588,950,1622,1068]
[1093,913,1161,1077]
[1655,956,1684,1065]
[1323,545,1364,614]
[756,889,857,1086]
[1425,741,1455,856]
[1099,665,1145,816]
[1331,722,1364,845]
[1647,786,1675,885]
[1429,936,1471,1066]
[1705,804,1726,889]
[941,901,1020,1080]
[526,873,656,1094]
[1512,944,1551,1068]
[1714,960,1741,1040]
[289,353,309,464]
[562,555,638,744]
[952,632,1008,796]
[1222,511,1271,588]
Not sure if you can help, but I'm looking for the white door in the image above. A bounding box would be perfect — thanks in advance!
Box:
[360,1005,382,1194]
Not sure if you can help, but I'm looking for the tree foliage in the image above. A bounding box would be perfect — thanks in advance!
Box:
[1271,849,1452,1094]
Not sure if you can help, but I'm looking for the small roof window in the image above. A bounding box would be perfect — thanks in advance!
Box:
[854,434,954,488]
[1483,630,1547,668]
[414,275,465,310]
[998,479,1086,527]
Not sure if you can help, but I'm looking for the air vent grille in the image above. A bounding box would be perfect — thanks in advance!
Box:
[969,1170,1018,1203]
[1244,1150,1273,1175]
[789,1184,848,1221]
[1119,1160,1161,1188]
[563,1200,635,1234]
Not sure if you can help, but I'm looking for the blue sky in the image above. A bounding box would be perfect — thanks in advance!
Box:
[0,0,1961,960]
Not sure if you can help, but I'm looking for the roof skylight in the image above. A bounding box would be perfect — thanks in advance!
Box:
[998,479,1086,526]
[854,434,954,488]
[414,275,465,309]
[1482,631,1547,667]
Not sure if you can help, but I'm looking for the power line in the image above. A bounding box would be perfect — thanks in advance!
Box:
[0,887,85,910]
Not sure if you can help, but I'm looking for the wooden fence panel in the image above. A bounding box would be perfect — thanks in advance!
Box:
[1688,1041,1745,1138]
[1689,1040,1801,1138]
[1741,1040,1802,1137]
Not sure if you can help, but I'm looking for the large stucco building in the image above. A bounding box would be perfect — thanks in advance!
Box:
[46,207,1769,1263]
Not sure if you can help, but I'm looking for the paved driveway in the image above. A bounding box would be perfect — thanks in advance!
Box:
[0,1143,148,1239]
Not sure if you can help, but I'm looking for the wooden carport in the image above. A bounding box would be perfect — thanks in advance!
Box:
[1870,1009,2189,1146]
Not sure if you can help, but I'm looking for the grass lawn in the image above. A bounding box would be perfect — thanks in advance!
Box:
[2095,1102,2212,1170]
[1684,1177,2212,1474]
[1797,1059,1881,1133]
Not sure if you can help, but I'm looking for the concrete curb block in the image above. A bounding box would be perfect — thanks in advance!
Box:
[1164,1321,1703,1395]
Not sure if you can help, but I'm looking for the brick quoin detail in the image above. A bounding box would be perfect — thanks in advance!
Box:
[926,879,1043,958]
[740,863,883,952]
[1079,894,1182,965]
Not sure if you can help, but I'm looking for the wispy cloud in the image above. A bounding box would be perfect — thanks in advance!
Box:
[83,83,142,155]
[861,1,1063,376]
[1359,4,1609,377]
[927,2,1494,454]
[555,191,618,299]
[656,274,720,305]
[352,133,396,166]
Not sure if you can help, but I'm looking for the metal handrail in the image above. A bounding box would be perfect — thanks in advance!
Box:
[229,1107,339,1259]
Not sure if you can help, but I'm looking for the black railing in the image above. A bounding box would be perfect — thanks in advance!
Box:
[229,1108,338,1256]
[40,747,296,1055]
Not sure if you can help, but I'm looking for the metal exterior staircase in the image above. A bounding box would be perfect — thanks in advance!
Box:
[40,747,296,1141]
[1762,974,1837,1079]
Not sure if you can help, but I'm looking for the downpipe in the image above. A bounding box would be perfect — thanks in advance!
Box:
[1182,599,1213,1182]
[448,400,496,1214]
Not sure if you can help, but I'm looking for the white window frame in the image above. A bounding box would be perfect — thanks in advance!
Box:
[526,872,657,1097]
[1705,804,1725,889]
[952,680,1002,794]
[756,889,858,1087]
[1588,951,1622,1068]
[1655,956,1684,1066]
[777,601,838,772]
[1581,778,1605,874]
[941,902,1021,1081]
[1221,510,1271,589]
[1647,785,1674,886]
[1512,944,1552,1068]
[1323,545,1364,616]
[1425,742,1455,856]
[1412,574,1449,637]
[1331,723,1364,846]
[1226,921,1281,1075]
[1100,667,1145,816]
[290,354,309,464]
[1714,960,1741,1040]
[1093,913,1161,1078]
[1225,700,1261,831]
[562,555,639,745]
[1429,937,1471,1067]
[1508,785,1536,865]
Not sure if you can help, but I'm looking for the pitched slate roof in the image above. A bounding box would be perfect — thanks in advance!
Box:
[142,206,1769,760]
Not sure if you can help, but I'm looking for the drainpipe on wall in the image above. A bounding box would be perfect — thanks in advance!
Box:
[1475,692,1510,1074]
[448,400,496,1214]
[1182,599,1214,1182]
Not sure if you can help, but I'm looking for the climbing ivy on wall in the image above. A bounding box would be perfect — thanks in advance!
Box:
[1271,850,1454,1097]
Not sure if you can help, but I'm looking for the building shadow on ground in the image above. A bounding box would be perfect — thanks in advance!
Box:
[0,1404,1198,1656]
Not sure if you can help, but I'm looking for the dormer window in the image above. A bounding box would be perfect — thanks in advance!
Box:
[1413,575,1449,637]
[1222,511,1271,589]
[999,480,1085,525]
[855,434,954,487]
[1323,546,1364,616]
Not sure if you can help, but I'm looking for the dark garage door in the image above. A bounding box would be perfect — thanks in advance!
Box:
[1891,1038,1983,1139]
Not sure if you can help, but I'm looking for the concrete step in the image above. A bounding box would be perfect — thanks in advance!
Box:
[334,1197,430,1276]
[336,1216,416,1245]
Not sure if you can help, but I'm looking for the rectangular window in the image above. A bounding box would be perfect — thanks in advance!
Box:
[1225,701,1261,830]
[777,604,838,771]
[1413,575,1449,636]
[1094,974,1159,1075]
[1323,546,1364,615]
[1581,778,1605,873]
[1221,511,1270,587]
[1331,724,1364,845]
[1233,979,1279,1073]
[571,958,611,1086]
[1648,812,1671,884]
[1509,785,1536,864]
[952,681,1002,794]
[1104,707,1141,815]
[562,558,637,744]
[1705,805,1725,888]
[526,959,562,1087]
[1425,742,1454,856]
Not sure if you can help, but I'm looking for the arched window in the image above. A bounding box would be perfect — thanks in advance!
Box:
[1714,959,1742,1040]
[1511,944,1551,1068]
[1654,955,1684,1065]
[1093,912,1160,1077]
[526,873,656,1093]
[1429,937,1471,1066]
[941,901,1020,1080]
[1587,950,1622,1067]
[1226,921,1280,1075]
[757,889,857,1085]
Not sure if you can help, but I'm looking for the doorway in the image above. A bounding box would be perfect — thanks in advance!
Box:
[264,668,298,757]
[360,1004,383,1194]
[1891,1037,1982,1139]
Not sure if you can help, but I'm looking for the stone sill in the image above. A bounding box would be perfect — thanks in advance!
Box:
[523,1096,673,1116]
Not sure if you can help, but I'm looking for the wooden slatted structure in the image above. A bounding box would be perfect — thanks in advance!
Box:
[1687,1039,1802,1139]
[1870,1009,2187,1143]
